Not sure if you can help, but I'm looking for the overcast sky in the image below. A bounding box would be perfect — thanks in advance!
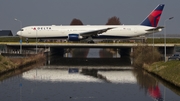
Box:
[0,0,179,35]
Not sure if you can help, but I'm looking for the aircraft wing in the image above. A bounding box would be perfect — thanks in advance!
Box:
[146,26,164,31]
[79,27,115,37]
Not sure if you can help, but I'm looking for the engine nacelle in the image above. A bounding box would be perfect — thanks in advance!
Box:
[68,34,83,41]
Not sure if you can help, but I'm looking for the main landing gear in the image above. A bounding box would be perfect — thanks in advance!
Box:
[87,40,95,43]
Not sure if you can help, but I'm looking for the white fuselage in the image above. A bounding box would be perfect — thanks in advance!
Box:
[17,25,161,39]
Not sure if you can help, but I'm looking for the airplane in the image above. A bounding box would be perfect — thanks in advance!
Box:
[17,4,165,42]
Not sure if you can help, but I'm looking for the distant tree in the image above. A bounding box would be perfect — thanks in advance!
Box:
[106,16,121,25]
[70,18,83,25]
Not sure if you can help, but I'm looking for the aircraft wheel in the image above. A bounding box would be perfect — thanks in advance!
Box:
[88,40,95,43]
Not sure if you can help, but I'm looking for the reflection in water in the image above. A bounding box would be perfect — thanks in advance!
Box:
[1,67,180,100]
[148,86,163,101]
[80,69,111,83]
[133,68,163,101]
[133,68,157,89]
[0,60,45,82]
[97,70,137,84]
[22,67,165,100]
[22,68,136,84]
[23,69,101,83]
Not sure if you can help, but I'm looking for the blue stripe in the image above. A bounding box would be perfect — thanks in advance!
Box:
[155,4,164,10]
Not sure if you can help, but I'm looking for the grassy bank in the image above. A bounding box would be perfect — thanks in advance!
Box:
[0,54,45,74]
[146,38,180,43]
[132,44,180,87]
[143,61,180,87]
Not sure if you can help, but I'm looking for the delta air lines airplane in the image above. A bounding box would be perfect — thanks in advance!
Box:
[17,4,165,42]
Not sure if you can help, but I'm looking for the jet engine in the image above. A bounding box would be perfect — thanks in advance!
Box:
[68,34,83,41]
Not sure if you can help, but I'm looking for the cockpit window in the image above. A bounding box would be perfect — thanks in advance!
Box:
[21,29,24,31]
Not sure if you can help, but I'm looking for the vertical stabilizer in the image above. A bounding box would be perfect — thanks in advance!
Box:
[140,4,165,27]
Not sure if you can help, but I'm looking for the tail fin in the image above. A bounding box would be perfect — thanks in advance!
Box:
[140,4,165,27]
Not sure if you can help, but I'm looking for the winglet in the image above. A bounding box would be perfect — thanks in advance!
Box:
[140,4,165,27]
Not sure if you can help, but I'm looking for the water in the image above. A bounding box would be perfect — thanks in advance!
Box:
[0,48,180,101]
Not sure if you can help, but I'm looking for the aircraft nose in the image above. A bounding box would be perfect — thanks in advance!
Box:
[17,31,21,36]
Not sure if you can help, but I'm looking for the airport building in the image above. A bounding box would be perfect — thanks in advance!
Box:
[0,30,13,36]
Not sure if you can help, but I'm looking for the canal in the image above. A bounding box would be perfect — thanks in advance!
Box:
[0,48,180,101]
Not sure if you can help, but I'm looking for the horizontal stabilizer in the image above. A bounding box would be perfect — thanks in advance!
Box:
[146,26,164,31]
